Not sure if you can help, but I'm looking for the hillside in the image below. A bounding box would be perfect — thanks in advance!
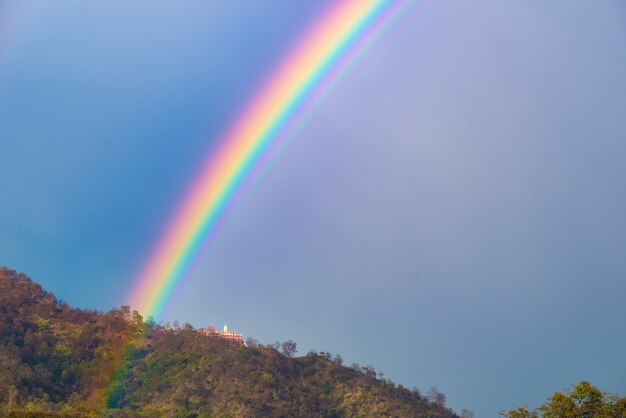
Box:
[0,267,458,417]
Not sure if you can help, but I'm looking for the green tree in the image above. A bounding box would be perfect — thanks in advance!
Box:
[500,381,626,418]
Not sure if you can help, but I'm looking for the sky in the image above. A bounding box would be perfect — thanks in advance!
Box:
[1,1,625,416]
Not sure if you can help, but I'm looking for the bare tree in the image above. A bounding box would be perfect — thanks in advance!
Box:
[7,385,16,413]
[245,337,259,347]
[427,386,447,406]
[280,340,297,358]
[460,409,474,418]
[332,354,343,365]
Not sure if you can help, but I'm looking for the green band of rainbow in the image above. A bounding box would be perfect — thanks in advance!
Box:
[129,0,409,319]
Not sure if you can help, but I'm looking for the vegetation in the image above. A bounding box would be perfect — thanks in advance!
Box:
[500,381,626,418]
[0,267,459,417]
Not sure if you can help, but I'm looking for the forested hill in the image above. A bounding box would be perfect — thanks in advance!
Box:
[0,267,459,417]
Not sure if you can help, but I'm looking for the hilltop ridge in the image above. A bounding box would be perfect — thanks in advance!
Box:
[0,267,458,417]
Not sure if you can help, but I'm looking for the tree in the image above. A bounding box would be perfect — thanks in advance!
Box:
[119,305,131,318]
[500,381,626,418]
[7,385,17,413]
[460,408,475,418]
[361,365,376,379]
[245,337,259,347]
[280,340,297,358]
[132,310,143,326]
[145,316,158,330]
[427,386,446,406]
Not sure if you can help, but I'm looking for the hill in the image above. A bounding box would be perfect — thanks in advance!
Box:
[0,267,458,417]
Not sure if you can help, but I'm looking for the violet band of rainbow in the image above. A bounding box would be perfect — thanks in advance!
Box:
[129,0,408,319]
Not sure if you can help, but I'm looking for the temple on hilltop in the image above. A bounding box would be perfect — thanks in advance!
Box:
[199,324,243,343]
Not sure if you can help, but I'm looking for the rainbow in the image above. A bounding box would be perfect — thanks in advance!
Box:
[129,0,410,319]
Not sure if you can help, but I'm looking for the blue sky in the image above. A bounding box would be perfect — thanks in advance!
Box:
[1,1,625,416]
